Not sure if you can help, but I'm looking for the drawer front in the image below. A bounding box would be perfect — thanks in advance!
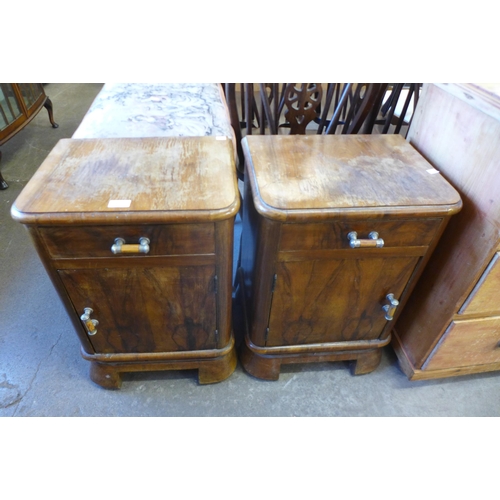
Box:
[459,252,500,316]
[424,317,500,370]
[279,219,442,251]
[39,224,215,259]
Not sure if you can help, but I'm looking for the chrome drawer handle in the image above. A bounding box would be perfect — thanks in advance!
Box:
[348,231,384,248]
[111,237,150,255]
[382,294,399,321]
[80,307,99,336]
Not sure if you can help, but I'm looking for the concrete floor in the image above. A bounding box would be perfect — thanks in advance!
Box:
[1,83,499,417]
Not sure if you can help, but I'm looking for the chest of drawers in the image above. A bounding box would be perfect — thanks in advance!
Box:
[393,83,500,379]
[238,134,461,380]
[12,136,240,389]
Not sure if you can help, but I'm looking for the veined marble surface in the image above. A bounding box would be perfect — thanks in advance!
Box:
[72,83,235,141]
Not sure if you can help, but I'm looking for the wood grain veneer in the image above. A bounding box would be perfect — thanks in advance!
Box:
[12,137,239,225]
[239,134,461,380]
[12,136,240,389]
[39,224,215,258]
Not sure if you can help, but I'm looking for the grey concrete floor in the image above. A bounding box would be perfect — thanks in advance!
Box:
[1,83,500,417]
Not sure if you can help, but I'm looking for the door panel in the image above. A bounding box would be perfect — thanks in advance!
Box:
[59,265,217,353]
[267,256,419,346]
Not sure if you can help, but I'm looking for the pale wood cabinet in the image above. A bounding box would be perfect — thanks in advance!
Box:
[392,83,500,380]
[12,136,239,389]
[238,135,461,380]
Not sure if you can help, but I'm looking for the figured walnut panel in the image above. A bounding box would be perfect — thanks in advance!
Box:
[59,265,217,354]
[266,256,419,346]
[12,136,239,224]
[39,224,215,259]
[279,219,441,251]
[244,134,461,216]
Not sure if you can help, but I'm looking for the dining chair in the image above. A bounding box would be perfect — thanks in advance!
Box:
[226,83,390,139]
[365,83,422,135]
[225,82,398,179]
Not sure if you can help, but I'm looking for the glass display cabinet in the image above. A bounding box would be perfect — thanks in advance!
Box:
[0,83,58,190]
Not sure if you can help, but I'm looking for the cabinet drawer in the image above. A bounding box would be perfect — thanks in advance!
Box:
[279,219,441,251]
[39,224,215,259]
[459,252,500,316]
[423,317,500,370]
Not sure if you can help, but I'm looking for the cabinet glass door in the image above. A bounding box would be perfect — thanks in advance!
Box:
[0,83,22,131]
[18,83,44,111]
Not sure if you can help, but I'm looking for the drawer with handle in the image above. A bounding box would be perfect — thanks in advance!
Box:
[279,218,442,252]
[423,316,500,370]
[38,224,215,259]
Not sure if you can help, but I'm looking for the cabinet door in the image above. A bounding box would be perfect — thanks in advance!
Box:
[267,256,419,346]
[59,265,217,354]
[0,84,22,131]
[17,84,44,115]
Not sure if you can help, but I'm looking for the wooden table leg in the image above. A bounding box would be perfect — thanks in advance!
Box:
[0,151,8,190]
[43,97,59,128]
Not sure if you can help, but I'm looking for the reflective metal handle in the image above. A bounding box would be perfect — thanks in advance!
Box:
[382,294,399,321]
[111,237,150,255]
[348,231,384,248]
[80,307,99,336]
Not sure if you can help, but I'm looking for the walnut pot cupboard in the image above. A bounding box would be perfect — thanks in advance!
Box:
[11,137,240,389]
[392,83,500,380]
[238,135,461,380]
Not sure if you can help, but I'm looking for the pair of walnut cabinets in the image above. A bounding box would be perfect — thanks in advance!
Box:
[12,129,468,387]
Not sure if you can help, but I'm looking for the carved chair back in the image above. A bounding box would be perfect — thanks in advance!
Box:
[225,83,420,177]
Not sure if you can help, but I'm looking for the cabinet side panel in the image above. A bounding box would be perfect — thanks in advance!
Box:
[249,216,281,346]
[240,177,259,319]
[215,219,234,347]
[240,178,281,346]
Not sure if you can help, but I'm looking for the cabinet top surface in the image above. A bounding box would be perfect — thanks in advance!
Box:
[243,135,461,220]
[12,137,240,224]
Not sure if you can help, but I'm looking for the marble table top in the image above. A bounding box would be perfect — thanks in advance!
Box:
[73,83,235,142]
